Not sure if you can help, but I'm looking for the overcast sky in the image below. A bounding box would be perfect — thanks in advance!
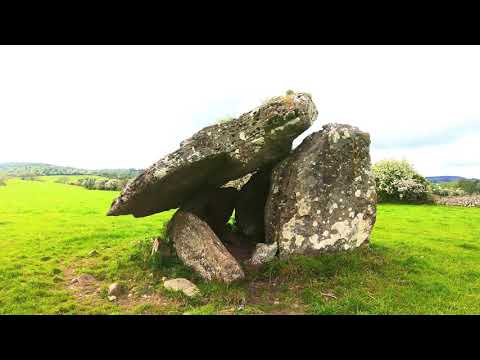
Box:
[1,45,479,177]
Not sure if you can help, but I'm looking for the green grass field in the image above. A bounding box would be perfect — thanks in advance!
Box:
[1,177,480,315]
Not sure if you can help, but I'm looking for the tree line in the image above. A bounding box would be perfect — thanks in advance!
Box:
[456,179,480,194]
[0,162,142,179]
[56,177,129,191]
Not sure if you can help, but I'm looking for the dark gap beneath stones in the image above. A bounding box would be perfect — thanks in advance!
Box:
[221,228,258,263]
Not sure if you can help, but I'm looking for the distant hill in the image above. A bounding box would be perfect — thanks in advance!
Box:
[0,162,142,179]
[0,162,89,176]
[427,176,466,183]
[427,176,479,183]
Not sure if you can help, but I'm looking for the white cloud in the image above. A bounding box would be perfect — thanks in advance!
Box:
[371,133,480,178]
[0,45,479,177]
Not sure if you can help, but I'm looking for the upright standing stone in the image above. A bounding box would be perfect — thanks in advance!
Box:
[265,123,377,257]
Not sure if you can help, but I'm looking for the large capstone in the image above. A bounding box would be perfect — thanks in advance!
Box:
[235,169,271,241]
[107,92,318,217]
[265,123,377,257]
[167,210,245,283]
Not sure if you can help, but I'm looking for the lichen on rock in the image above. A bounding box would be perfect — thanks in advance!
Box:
[265,123,377,257]
[105,92,378,283]
[248,242,278,266]
[167,210,245,283]
[107,92,318,218]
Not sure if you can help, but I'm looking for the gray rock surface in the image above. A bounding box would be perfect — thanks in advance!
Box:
[265,123,377,257]
[167,210,245,283]
[71,274,96,285]
[151,237,173,257]
[235,169,271,240]
[88,250,99,257]
[223,173,252,190]
[108,282,127,297]
[107,92,317,217]
[248,242,278,266]
[163,278,200,297]
[434,195,480,207]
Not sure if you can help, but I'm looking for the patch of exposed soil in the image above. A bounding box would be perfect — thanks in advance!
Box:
[63,266,181,313]
[116,292,180,312]
[64,267,105,307]
[222,230,257,263]
[246,280,307,315]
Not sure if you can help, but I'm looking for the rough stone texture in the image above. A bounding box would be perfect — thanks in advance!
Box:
[88,250,99,257]
[107,92,318,217]
[151,237,173,257]
[265,123,377,257]
[235,169,271,240]
[71,274,96,285]
[167,210,245,283]
[108,282,127,297]
[434,195,480,207]
[163,278,200,297]
[248,242,278,266]
[223,173,252,190]
[182,187,238,239]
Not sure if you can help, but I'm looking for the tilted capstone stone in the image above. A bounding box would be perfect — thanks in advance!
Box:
[107,92,318,218]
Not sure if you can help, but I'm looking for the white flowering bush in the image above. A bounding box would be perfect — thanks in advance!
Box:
[79,177,96,189]
[94,179,107,190]
[71,177,129,191]
[372,160,430,203]
[104,179,118,191]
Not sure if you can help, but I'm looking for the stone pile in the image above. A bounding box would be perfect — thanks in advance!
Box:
[107,92,377,283]
[435,195,480,207]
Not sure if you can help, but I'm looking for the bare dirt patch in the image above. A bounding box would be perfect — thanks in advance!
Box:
[63,265,181,313]
[246,280,307,315]
[223,231,257,263]
[64,267,106,308]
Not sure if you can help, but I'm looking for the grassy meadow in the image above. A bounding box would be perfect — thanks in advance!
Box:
[1,177,480,314]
